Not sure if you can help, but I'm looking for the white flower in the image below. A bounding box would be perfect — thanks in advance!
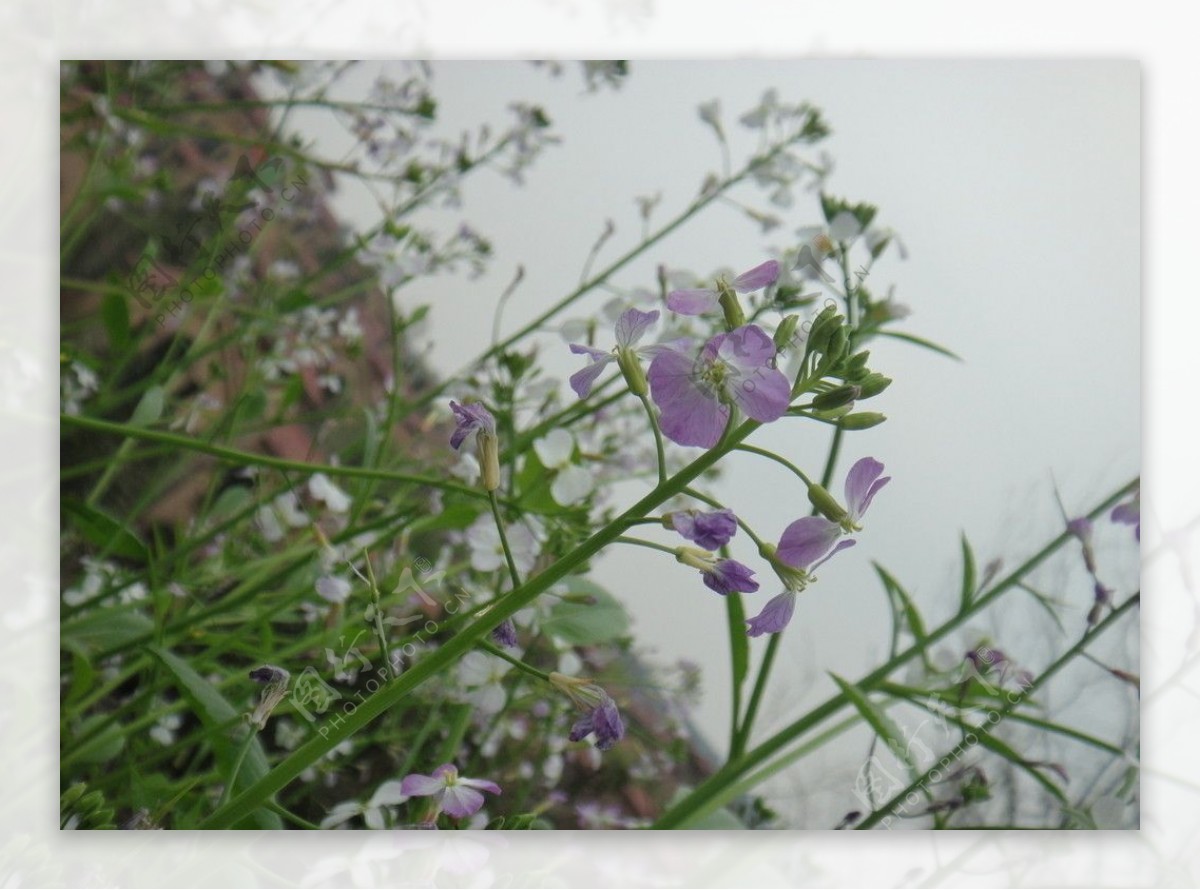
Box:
[465,515,542,575]
[456,651,513,715]
[149,712,182,746]
[316,575,352,604]
[309,473,351,513]
[320,780,408,829]
[532,430,595,505]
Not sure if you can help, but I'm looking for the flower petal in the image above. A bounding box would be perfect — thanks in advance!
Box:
[666,288,719,316]
[369,779,409,807]
[400,773,445,797]
[717,324,778,373]
[731,259,780,293]
[776,516,842,570]
[811,537,856,571]
[648,349,729,448]
[567,349,615,399]
[440,785,485,819]
[672,509,738,551]
[533,429,574,468]
[551,465,595,505]
[614,307,660,348]
[459,777,502,795]
[729,365,791,424]
[746,591,797,637]
[703,559,760,595]
[844,457,888,521]
[319,801,363,829]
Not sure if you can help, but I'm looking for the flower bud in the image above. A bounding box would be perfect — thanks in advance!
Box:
[838,412,887,430]
[774,314,801,351]
[478,430,501,492]
[812,384,861,411]
[717,283,746,330]
[616,346,649,396]
[855,373,892,399]
[807,483,849,524]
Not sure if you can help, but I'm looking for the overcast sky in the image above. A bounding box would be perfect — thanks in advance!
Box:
[284,60,1139,823]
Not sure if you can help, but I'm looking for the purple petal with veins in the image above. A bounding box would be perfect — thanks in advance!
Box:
[776,516,843,570]
[614,307,659,348]
[702,558,760,595]
[731,259,780,293]
[647,348,729,448]
[666,288,719,316]
[746,590,797,636]
[844,457,889,522]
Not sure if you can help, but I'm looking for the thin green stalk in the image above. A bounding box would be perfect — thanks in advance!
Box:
[615,536,677,556]
[732,426,844,756]
[638,393,668,486]
[363,552,398,681]
[478,640,552,683]
[488,491,522,590]
[733,443,816,489]
[61,413,490,502]
[216,728,257,811]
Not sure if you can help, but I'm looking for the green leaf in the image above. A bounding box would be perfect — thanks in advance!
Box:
[69,714,126,765]
[543,578,630,645]
[873,563,927,644]
[725,592,749,716]
[101,291,131,352]
[62,500,150,563]
[877,330,962,361]
[148,647,282,829]
[959,534,977,613]
[130,385,165,427]
[830,673,921,782]
[62,607,154,656]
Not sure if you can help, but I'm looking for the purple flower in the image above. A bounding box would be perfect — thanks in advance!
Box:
[669,508,738,550]
[568,307,661,398]
[746,517,856,637]
[491,618,518,648]
[400,764,501,819]
[1111,495,1140,542]
[843,457,890,530]
[703,558,760,595]
[568,694,625,751]
[449,400,495,450]
[745,591,798,637]
[551,673,626,751]
[666,260,779,316]
[648,324,791,448]
[675,547,759,594]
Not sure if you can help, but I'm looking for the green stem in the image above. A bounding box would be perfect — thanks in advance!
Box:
[216,728,257,811]
[364,552,397,681]
[478,640,552,683]
[60,413,490,502]
[615,535,678,556]
[488,491,522,591]
[638,393,668,486]
[733,443,816,488]
[732,425,845,756]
